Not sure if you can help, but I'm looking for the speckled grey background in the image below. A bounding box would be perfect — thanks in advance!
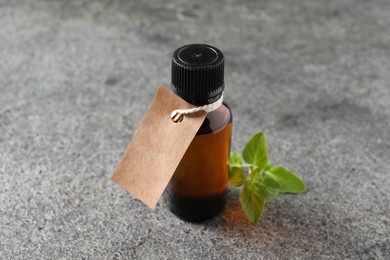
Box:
[0,0,389,259]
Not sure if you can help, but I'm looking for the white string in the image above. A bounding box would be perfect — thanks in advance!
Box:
[171,92,224,119]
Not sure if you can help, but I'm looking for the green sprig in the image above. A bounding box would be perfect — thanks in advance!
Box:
[228,132,306,224]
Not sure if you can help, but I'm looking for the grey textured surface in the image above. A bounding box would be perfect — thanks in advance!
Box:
[1,0,389,259]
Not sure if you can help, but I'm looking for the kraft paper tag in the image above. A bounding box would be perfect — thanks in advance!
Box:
[111,85,207,208]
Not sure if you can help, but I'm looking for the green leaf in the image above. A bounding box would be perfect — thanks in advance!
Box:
[229,167,246,187]
[240,184,265,224]
[254,184,279,200]
[252,173,280,200]
[249,168,260,181]
[263,174,280,189]
[267,166,306,193]
[262,162,272,171]
[242,132,269,169]
[229,151,243,169]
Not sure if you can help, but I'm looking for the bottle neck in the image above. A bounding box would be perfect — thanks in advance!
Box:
[170,84,223,106]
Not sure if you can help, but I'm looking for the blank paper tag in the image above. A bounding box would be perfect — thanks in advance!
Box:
[111,85,207,208]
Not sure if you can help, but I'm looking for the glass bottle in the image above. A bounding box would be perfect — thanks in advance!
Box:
[166,44,232,222]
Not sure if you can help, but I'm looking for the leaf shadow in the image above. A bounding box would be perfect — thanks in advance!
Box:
[205,189,332,244]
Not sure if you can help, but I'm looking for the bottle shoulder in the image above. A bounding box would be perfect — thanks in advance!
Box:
[197,103,232,135]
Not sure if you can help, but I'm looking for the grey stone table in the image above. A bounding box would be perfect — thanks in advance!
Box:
[1,0,389,259]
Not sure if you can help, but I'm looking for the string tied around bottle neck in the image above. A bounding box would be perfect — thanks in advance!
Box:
[171,93,224,123]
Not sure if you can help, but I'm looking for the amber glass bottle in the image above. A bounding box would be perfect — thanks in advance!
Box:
[166,44,232,222]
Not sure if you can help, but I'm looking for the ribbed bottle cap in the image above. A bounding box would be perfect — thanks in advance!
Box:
[171,44,224,102]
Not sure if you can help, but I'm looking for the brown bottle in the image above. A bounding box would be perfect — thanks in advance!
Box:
[166,44,232,222]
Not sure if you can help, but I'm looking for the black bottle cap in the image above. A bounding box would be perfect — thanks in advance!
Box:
[171,44,224,102]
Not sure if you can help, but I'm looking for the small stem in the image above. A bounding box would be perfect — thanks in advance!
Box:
[241,163,254,168]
